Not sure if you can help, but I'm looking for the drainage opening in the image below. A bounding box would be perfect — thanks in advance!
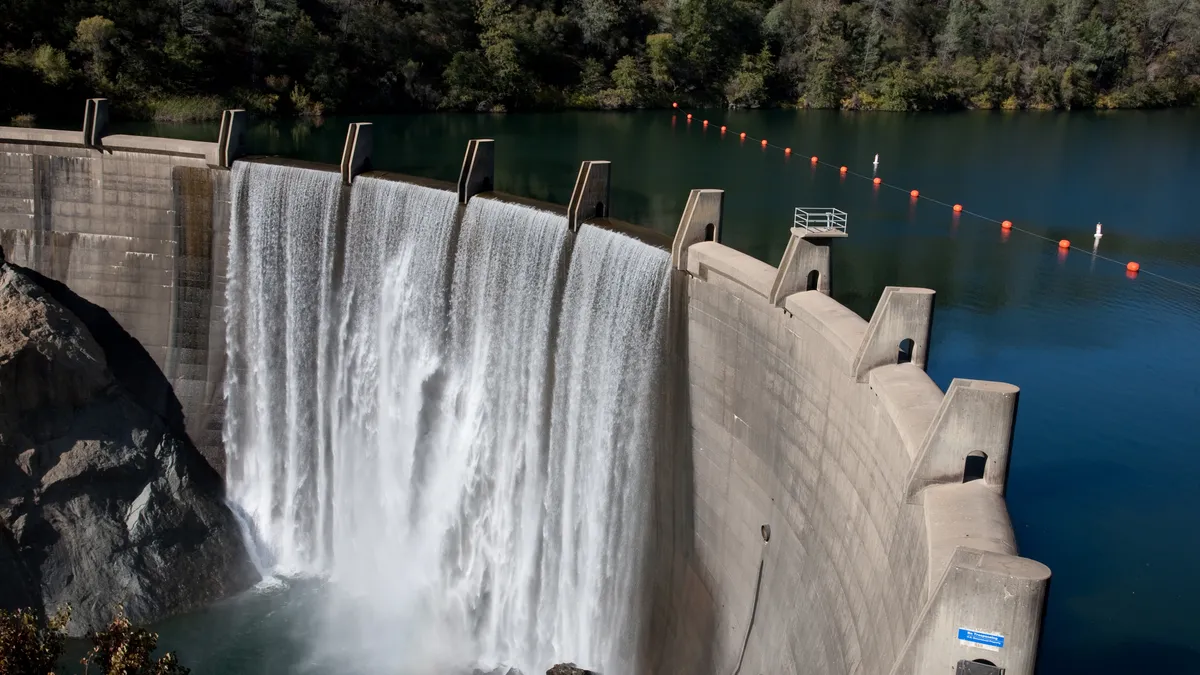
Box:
[806,269,820,291]
[963,451,988,483]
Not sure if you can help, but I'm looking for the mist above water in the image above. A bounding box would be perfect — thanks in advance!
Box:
[223,163,670,674]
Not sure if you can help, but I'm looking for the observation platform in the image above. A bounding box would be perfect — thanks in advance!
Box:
[793,207,849,237]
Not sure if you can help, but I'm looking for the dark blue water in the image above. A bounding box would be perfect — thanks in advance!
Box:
[113,110,1200,673]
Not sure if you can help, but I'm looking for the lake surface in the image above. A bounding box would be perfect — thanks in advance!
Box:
[109,110,1200,674]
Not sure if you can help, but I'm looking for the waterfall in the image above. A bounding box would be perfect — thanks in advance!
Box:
[224,162,341,575]
[224,162,670,675]
[539,224,670,671]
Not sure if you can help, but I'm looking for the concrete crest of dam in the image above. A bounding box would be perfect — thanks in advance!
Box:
[0,101,1050,675]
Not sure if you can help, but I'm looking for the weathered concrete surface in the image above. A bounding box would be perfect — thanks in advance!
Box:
[658,233,1049,675]
[0,131,229,472]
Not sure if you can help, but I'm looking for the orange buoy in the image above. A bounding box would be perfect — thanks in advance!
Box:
[839,166,848,173]
[1058,239,1070,249]
[703,119,708,126]
[873,177,882,185]
[811,156,818,163]
[1127,261,1141,272]
[910,189,919,198]
[1001,220,1013,229]
[785,147,792,154]
[720,125,727,132]
[672,102,678,108]
[740,132,746,140]
[761,139,768,146]
[953,204,963,213]
[686,113,692,120]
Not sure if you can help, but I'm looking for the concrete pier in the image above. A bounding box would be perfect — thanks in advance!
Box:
[340,122,372,185]
[567,160,611,231]
[458,138,495,204]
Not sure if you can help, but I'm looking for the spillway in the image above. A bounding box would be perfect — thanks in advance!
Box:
[223,163,671,674]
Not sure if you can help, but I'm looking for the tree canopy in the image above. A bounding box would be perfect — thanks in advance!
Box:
[1,0,1197,122]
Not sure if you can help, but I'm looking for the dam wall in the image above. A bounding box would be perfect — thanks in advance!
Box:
[659,204,1050,674]
[0,104,244,470]
[0,106,1049,674]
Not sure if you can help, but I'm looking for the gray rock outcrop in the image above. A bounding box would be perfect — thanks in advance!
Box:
[547,664,598,675]
[0,261,259,635]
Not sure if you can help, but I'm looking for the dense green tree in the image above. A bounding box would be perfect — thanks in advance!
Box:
[0,0,1196,122]
[726,47,776,107]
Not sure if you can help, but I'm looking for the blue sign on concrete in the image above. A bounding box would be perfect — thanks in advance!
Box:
[957,628,1005,651]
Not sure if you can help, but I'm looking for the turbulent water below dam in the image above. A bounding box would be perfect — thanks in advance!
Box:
[222,162,671,674]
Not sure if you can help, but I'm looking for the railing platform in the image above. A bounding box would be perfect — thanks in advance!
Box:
[793,207,848,237]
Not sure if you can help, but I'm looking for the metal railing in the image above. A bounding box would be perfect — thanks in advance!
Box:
[793,207,848,234]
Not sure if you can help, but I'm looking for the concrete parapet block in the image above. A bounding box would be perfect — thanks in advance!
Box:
[906,379,1019,503]
[685,242,777,298]
[567,160,611,232]
[671,189,724,272]
[0,127,84,146]
[217,110,247,168]
[851,286,935,381]
[82,98,109,147]
[340,122,373,185]
[924,482,1017,588]
[768,229,834,305]
[889,547,1050,675]
[457,139,495,205]
[96,135,218,163]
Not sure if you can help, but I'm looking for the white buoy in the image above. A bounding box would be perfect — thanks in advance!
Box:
[1095,223,1103,239]
[873,153,879,168]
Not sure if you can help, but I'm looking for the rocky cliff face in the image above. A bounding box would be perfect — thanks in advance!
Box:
[0,258,259,636]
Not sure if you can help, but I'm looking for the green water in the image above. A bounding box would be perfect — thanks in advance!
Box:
[109,110,1200,674]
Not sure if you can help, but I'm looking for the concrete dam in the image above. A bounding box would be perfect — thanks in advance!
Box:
[0,102,1050,675]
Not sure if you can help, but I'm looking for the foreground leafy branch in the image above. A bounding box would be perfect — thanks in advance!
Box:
[0,606,189,675]
[0,608,69,675]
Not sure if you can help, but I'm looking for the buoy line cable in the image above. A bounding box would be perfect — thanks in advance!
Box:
[669,107,1200,296]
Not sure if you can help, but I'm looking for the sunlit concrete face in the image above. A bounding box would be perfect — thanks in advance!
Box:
[650,198,1049,675]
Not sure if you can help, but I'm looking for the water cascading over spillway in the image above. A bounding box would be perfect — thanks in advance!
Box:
[224,162,341,574]
[223,161,671,674]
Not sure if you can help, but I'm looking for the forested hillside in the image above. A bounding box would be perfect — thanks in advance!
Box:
[2,0,1197,122]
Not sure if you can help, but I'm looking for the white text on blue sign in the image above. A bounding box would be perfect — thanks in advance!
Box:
[957,628,1005,652]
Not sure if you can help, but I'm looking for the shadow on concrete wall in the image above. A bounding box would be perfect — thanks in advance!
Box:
[638,271,718,675]
[13,263,192,453]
